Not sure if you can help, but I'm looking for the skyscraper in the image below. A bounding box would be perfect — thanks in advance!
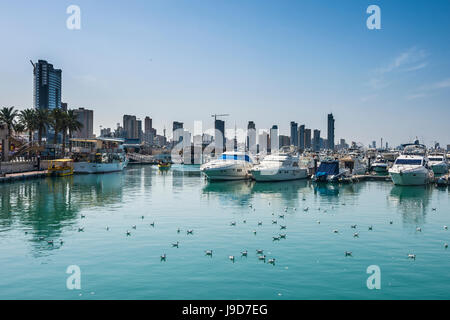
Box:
[304,129,312,149]
[173,121,184,143]
[72,108,94,138]
[313,129,321,152]
[31,60,62,110]
[327,113,335,150]
[123,115,138,139]
[247,121,256,153]
[290,122,298,147]
[215,119,225,152]
[270,125,279,154]
[298,125,305,151]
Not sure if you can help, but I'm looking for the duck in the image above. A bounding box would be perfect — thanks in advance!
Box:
[345,251,352,257]
[353,232,359,238]
[253,230,257,235]
[229,255,235,262]
[126,230,131,236]
[272,220,277,224]
[132,225,137,230]
[187,229,194,235]
[177,228,181,233]
[258,221,263,226]
[279,234,287,239]
[78,227,84,232]
[268,258,276,265]
[106,227,110,231]
[81,214,86,219]
[351,224,357,229]
[160,254,167,261]
[407,254,416,260]
[258,255,266,261]
[150,222,155,227]
[172,241,179,248]
[444,243,448,249]
[47,240,54,245]
[317,220,321,224]
[241,250,248,257]
[280,225,287,230]
[303,207,309,212]
[256,249,264,254]
[389,221,393,225]
[416,227,422,232]
[368,225,373,231]
[333,229,339,234]
[279,215,285,219]
[444,226,448,230]
[272,236,281,241]
[205,250,213,256]
[230,221,236,226]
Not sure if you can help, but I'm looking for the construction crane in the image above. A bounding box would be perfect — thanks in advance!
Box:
[211,114,230,121]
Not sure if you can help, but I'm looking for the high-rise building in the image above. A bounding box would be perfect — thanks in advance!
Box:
[123,115,138,139]
[137,119,143,142]
[144,117,153,133]
[313,129,321,152]
[72,108,94,138]
[327,113,335,150]
[290,122,298,147]
[31,60,62,110]
[270,125,279,154]
[215,119,225,152]
[298,125,305,151]
[304,128,312,149]
[247,121,256,153]
[279,135,290,148]
[258,131,269,154]
[173,121,184,143]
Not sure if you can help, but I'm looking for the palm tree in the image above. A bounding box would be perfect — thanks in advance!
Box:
[35,108,50,146]
[0,106,19,161]
[66,110,83,153]
[18,108,36,145]
[49,108,66,146]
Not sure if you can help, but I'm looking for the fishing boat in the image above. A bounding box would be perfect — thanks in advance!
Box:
[389,144,434,186]
[200,151,254,181]
[251,153,308,182]
[158,162,172,170]
[47,159,74,177]
[71,138,128,174]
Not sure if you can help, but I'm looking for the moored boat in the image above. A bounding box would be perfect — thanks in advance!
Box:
[200,151,254,181]
[251,153,308,182]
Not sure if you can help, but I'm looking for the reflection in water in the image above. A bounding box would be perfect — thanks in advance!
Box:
[202,181,253,205]
[0,174,124,254]
[388,185,432,224]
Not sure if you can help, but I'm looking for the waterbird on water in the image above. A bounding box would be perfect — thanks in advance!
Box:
[126,231,131,236]
[132,225,137,230]
[408,254,416,260]
[351,225,357,229]
[444,226,448,230]
[273,236,281,241]
[205,250,213,256]
[47,240,54,245]
[353,232,359,238]
[150,222,155,227]
[258,255,266,261]
[390,221,393,225]
[106,227,110,231]
[230,221,236,226]
[256,249,264,254]
[272,220,277,224]
[333,229,339,234]
[280,225,286,230]
[444,243,448,249]
[78,227,84,232]
[187,229,194,235]
[268,258,276,265]
[229,256,235,262]
[303,207,309,212]
[172,242,179,248]
[368,226,373,231]
[161,254,167,261]
[279,234,286,239]
[345,251,352,257]
[258,222,263,226]
[81,214,86,219]
[279,214,285,219]
[253,230,257,235]
[241,250,248,257]
[416,227,422,232]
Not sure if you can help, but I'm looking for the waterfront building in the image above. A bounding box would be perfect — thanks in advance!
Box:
[137,119,143,142]
[304,128,312,149]
[215,119,225,152]
[298,125,305,151]
[247,121,256,154]
[258,131,269,154]
[313,129,320,152]
[270,125,279,154]
[31,60,62,110]
[279,135,290,148]
[290,122,298,147]
[123,115,139,140]
[327,113,335,150]
[72,108,94,138]
[100,128,112,137]
[173,121,184,144]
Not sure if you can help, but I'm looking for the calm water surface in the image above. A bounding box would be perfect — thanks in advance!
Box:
[0,165,449,299]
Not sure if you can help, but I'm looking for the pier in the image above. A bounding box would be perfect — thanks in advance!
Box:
[342,173,450,186]
[0,170,48,183]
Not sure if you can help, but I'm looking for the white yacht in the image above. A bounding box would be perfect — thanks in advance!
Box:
[428,153,448,174]
[371,155,389,173]
[250,153,308,182]
[389,144,434,186]
[339,154,367,175]
[200,151,254,181]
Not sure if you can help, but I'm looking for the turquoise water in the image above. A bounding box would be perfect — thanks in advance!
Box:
[0,165,449,300]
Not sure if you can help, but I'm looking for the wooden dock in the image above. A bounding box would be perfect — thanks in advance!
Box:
[346,173,449,186]
[0,170,48,183]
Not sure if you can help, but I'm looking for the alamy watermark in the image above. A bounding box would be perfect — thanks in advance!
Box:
[366,265,381,290]
[66,5,81,30]
[66,265,81,290]
[367,5,381,30]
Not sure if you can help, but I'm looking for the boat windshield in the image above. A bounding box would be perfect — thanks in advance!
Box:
[428,157,443,161]
[395,159,422,165]
[221,154,251,162]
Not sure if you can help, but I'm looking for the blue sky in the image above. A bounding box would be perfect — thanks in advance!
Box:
[0,0,449,147]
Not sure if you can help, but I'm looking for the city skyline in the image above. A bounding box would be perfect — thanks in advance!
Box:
[1,1,450,147]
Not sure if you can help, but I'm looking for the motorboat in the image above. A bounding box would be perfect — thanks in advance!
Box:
[370,155,389,173]
[428,153,448,174]
[47,159,74,177]
[200,151,254,181]
[389,144,434,186]
[339,154,367,175]
[250,153,308,182]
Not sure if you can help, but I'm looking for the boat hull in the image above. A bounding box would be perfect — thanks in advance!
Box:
[430,163,448,174]
[201,163,251,181]
[251,168,308,182]
[73,161,126,174]
[389,169,432,186]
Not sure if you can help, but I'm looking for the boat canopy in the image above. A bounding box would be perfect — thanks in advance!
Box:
[316,161,339,177]
[395,159,422,165]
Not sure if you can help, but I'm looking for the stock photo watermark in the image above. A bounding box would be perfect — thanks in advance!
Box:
[366,5,381,30]
[366,265,381,290]
[66,265,82,290]
[66,5,81,30]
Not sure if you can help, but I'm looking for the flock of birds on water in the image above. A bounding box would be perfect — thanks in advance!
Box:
[28,197,449,266]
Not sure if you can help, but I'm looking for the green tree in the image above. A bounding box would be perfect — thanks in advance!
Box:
[0,107,19,161]
[18,108,37,144]
[35,108,50,146]
[66,110,83,153]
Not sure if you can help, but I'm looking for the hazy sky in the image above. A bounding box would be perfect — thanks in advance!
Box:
[0,0,449,147]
